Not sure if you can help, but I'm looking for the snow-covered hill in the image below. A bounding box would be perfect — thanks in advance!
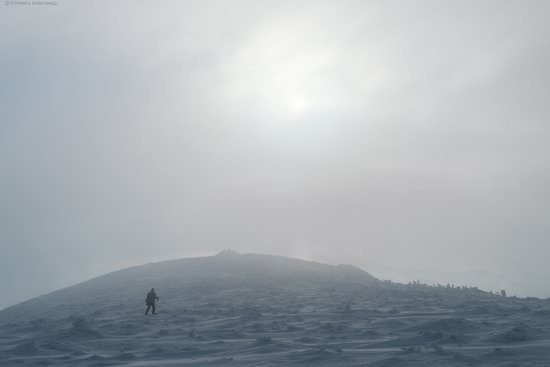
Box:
[0,250,379,321]
[2,251,550,366]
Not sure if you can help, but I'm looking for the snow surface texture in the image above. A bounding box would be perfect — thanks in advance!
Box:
[1,251,550,366]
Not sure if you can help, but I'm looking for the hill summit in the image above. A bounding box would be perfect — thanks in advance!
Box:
[0,251,379,321]
[1,251,538,367]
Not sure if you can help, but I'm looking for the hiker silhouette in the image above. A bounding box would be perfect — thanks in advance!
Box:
[145,288,159,315]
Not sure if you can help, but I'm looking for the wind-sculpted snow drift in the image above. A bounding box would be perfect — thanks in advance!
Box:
[1,251,550,366]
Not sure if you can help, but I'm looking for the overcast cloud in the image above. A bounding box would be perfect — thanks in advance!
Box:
[1,0,550,309]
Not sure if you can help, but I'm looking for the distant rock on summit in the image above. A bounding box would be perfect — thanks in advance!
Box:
[0,251,380,321]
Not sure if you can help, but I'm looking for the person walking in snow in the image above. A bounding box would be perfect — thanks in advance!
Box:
[145,288,159,315]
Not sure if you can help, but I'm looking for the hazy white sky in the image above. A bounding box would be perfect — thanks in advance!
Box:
[1,0,550,308]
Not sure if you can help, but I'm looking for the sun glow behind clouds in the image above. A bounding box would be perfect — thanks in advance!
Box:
[287,94,309,118]
[219,18,354,124]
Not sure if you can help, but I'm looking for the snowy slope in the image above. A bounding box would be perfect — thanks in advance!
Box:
[0,250,379,322]
[1,251,550,366]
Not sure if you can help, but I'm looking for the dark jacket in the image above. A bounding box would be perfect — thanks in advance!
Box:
[146,290,158,305]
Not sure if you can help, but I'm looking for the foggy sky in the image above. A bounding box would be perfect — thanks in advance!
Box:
[1,0,550,309]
